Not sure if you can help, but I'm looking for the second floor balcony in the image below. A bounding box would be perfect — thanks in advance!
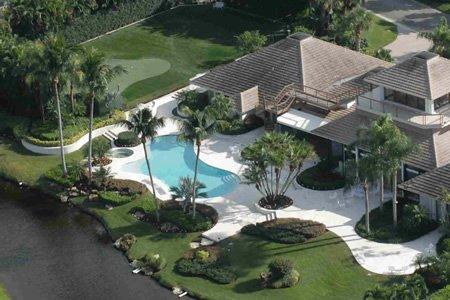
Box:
[356,95,450,129]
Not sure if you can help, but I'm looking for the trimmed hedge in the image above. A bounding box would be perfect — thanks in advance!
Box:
[241,218,326,244]
[109,178,147,195]
[115,131,140,147]
[296,165,345,191]
[99,191,135,206]
[60,0,172,45]
[437,236,450,255]
[175,258,236,284]
[19,110,124,147]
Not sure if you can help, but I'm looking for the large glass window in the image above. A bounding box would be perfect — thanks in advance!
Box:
[384,88,425,111]
[435,93,450,111]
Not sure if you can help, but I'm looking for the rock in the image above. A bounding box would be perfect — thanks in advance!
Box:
[70,186,78,192]
[133,211,145,220]
[172,287,183,295]
[80,190,88,196]
[105,205,114,210]
[69,192,79,197]
[91,189,99,194]
[190,242,200,249]
[88,194,98,201]
[60,195,69,203]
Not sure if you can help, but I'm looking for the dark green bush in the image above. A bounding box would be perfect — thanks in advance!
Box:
[141,253,167,272]
[431,284,450,300]
[61,0,171,45]
[296,164,345,191]
[90,137,111,158]
[109,179,147,195]
[99,191,134,206]
[241,218,326,244]
[114,233,137,252]
[159,208,212,232]
[437,236,450,255]
[268,258,294,278]
[402,204,431,234]
[115,131,140,147]
[220,114,264,135]
[261,258,300,289]
[45,162,86,187]
[175,258,236,284]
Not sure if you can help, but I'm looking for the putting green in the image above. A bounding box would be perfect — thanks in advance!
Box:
[107,58,171,94]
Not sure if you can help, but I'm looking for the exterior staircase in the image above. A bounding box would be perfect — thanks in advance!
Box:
[103,130,118,142]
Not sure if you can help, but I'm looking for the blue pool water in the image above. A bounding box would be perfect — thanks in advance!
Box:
[121,135,239,197]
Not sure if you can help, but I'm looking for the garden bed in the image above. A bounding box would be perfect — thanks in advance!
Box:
[296,165,345,191]
[355,201,439,243]
[219,114,264,135]
[258,195,293,210]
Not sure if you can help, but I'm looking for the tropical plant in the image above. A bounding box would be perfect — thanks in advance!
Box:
[402,204,430,234]
[42,34,75,176]
[170,176,207,212]
[333,6,373,51]
[65,49,84,113]
[236,30,267,54]
[80,47,125,185]
[345,156,378,234]
[419,17,450,59]
[242,132,315,208]
[364,274,428,300]
[177,110,217,219]
[308,0,340,35]
[122,108,165,222]
[205,93,234,130]
[373,48,394,62]
[92,165,113,190]
[170,176,207,213]
[441,188,450,225]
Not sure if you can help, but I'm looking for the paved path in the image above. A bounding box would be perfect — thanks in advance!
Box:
[108,86,441,275]
[364,0,449,61]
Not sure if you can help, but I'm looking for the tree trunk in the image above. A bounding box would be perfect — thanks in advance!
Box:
[379,175,384,211]
[192,142,201,219]
[87,92,95,186]
[53,79,67,176]
[34,81,45,123]
[143,141,160,223]
[356,30,362,51]
[393,172,398,227]
[364,180,370,234]
[70,82,75,112]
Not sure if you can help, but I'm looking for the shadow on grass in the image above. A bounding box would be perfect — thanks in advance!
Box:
[233,278,263,294]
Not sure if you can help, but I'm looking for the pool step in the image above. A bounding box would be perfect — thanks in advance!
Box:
[103,130,118,142]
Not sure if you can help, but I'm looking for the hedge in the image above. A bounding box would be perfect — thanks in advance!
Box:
[18,110,124,147]
[241,218,326,244]
[175,258,236,284]
[60,0,173,45]
[115,131,140,147]
[99,191,135,206]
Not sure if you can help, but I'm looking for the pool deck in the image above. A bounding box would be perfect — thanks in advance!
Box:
[108,85,441,276]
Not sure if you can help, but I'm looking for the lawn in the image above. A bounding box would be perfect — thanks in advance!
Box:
[81,195,387,299]
[365,14,398,51]
[0,138,84,187]
[87,6,281,108]
[0,284,9,300]
[416,0,450,14]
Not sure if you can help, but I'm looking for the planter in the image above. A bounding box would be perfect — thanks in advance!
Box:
[255,196,293,211]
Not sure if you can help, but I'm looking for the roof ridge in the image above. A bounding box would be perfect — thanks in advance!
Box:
[425,58,434,100]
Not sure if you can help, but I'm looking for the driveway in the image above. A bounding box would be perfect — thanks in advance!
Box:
[364,0,449,61]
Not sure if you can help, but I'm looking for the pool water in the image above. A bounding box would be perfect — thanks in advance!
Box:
[121,135,239,197]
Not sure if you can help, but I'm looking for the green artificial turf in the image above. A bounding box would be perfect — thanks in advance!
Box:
[365,14,398,51]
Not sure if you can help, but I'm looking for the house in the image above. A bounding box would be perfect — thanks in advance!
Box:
[191,33,450,220]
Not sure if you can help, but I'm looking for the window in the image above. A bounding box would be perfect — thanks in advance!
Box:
[403,164,425,181]
[384,88,425,111]
[435,94,450,111]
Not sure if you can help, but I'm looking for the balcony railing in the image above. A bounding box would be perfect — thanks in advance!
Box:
[357,95,450,128]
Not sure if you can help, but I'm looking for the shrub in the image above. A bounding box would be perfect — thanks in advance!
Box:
[236,30,267,54]
[241,218,326,244]
[175,258,236,284]
[431,285,450,300]
[109,179,147,195]
[437,236,450,255]
[141,253,167,272]
[261,258,300,289]
[45,162,86,187]
[114,233,137,252]
[91,137,111,158]
[115,131,140,147]
[402,204,431,234]
[196,250,210,263]
[60,0,171,45]
[159,208,212,232]
[99,191,134,206]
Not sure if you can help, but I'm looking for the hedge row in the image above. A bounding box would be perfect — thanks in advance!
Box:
[17,110,124,147]
[175,258,236,284]
[60,0,174,45]
[99,191,135,206]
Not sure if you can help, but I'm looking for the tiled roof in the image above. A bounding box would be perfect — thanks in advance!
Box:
[365,52,450,100]
[311,107,450,171]
[192,33,391,99]
[398,164,450,199]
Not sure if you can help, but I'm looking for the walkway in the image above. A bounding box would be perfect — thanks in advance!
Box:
[108,86,442,276]
[364,0,449,61]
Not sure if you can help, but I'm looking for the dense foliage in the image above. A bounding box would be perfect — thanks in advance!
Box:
[115,130,139,147]
[241,218,326,244]
[364,274,428,300]
[99,190,135,206]
[114,233,137,252]
[45,162,85,187]
[236,30,267,54]
[260,258,300,289]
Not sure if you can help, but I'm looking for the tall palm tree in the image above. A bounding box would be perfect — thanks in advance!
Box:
[419,17,450,59]
[122,108,165,222]
[346,7,373,51]
[42,34,74,176]
[170,176,207,213]
[80,47,125,185]
[309,0,338,35]
[177,110,217,219]
[66,49,84,113]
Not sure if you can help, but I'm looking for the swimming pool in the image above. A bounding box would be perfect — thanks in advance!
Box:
[120,135,239,197]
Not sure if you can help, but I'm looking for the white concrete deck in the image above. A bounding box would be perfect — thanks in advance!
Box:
[108,86,441,276]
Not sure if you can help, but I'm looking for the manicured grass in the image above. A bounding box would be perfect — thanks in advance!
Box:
[0,138,84,187]
[81,195,387,299]
[416,0,450,14]
[227,0,309,19]
[365,14,398,51]
[355,201,439,243]
[87,6,281,108]
[0,284,9,300]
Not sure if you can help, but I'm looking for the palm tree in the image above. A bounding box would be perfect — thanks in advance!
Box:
[80,47,125,185]
[309,0,338,35]
[346,156,378,233]
[122,108,165,222]
[66,49,84,113]
[346,7,373,51]
[419,17,450,59]
[42,34,74,176]
[440,188,450,224]
[170,176,207,213]
[177,110,217,219]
